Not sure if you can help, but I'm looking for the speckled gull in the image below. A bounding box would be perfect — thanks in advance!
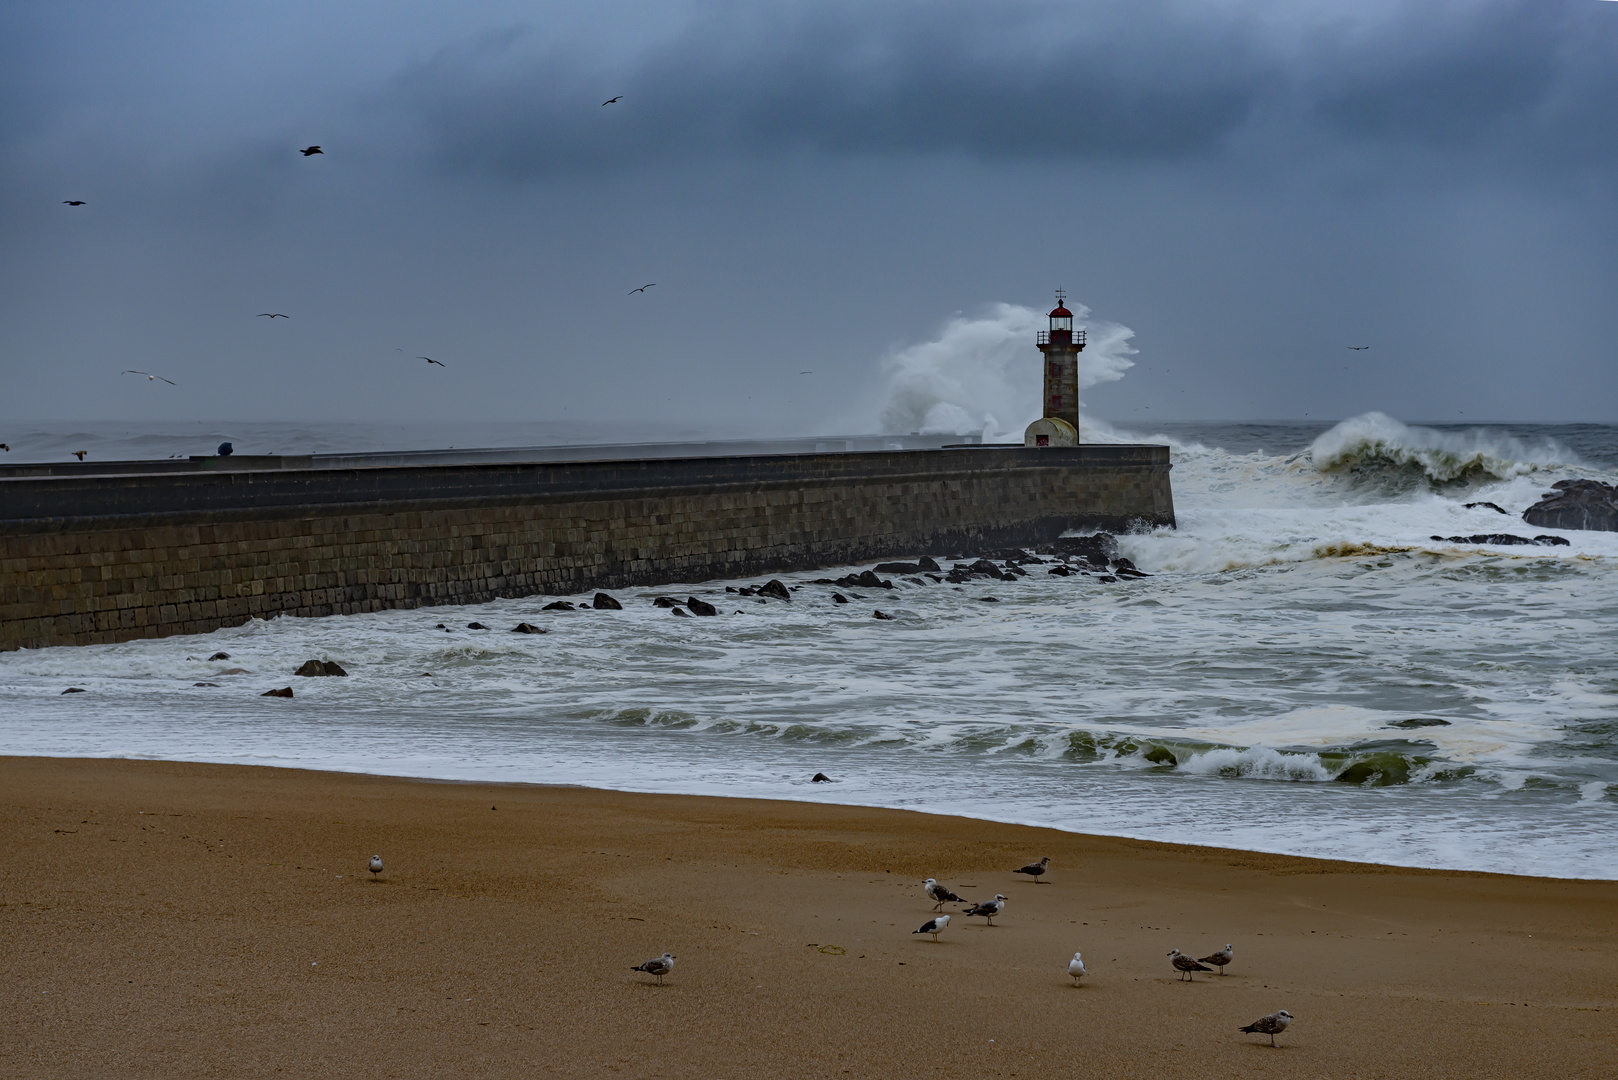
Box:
[1199,943,1233,974]
[923,877,966,911]
[631,952,676,984]
[1240,1010,1293,1047]
[1169,949,1212,981]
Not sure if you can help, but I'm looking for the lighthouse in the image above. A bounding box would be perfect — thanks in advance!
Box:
[1026,289,1087,447]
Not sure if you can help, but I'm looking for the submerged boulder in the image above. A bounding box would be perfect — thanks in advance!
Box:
[208,651,231,661]
[262,687,294,698]
[686,597,718,616]
[592,592,623,610]
[757,579,792,601]
[542,601,575,611]
[294,660,326,677]
[652,596,681,608]
[321,661,348,677]
[1522,479,1618,532]
[511,622,546,634]
[466,622,488,629]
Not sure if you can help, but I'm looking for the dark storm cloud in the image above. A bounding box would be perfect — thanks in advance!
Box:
[393,0,1618,179]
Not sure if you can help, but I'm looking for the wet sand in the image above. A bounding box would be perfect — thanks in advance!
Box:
[3,757,1614,1078]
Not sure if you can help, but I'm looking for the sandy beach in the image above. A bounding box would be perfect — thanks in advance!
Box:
[2,757,1614,1079]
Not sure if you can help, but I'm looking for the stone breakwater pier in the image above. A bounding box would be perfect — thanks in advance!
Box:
[0,444,1173,651]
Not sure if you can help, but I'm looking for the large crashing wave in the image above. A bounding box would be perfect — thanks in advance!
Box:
[1310,412,1581,484]
[864,302,1135,439]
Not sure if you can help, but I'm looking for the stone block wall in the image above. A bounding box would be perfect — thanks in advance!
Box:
[0,446,1172,650]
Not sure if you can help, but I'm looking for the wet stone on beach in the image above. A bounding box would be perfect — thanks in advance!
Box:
[686,597,718,616]
[592,592,623,610]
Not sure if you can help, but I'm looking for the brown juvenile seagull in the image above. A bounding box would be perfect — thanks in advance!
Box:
[1240,1009,1293,1047]
[629,283,656,294]
[121,370,176,385]
[1199,943,1234,974]
[300,146,323,156]
[1169,948,1212,981]
[63,200,86,206]
[416,356,446,367]
[1013,856,1050,882]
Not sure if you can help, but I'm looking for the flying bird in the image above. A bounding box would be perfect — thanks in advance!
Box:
[963,894,1006,926]
[0,444,9,452]
[913,914,950,942]
[629,284,656,294]
[1068,951,1087,984]
[1013,856,1050,883]
[602,96,622,105]
[368,855,383,877]
[1347,346,1370,350]
[63,200,86,206]
[121,370,176,385]
[416,356,446,367]
[923,878,966,912]
[1198,944,1234,975]
[799,371,813,375]
[300,146,323,156]
[73,450,87,460]
[1169,949,1212,981]
[258,313,289,319]
[1240,1010,1293,1047]
[631,952,676,984]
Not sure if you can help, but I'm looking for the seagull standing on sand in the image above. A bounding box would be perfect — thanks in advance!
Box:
[1068,951,1087,984]
[368,855,383,877]
[913,914,950,942]
[923,878,966,911]
[1169,949,1212,981]
[1014,856,1050,883]
[1240,1010,1293,1047]
[963,895,1006,926]
[1199,943,1234,974]
[631,952,676,984]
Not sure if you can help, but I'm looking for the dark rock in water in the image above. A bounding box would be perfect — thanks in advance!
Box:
[592,592,623,610]
[978,596,999,603]
[836,570,894,589]
[543,601,575,611]
[1047,565,1072,576]
[294,660,327,677]
[872,610,894,620]
[1112,557,1137,571]
[686,596,718,616]
[466,622,488,630]
[758,579,792,601]
[850,593,866,599]
[321,661,347,677]
[725,586,737,593]
[208,651,231,661]
[193,682,219,688]
[1051,534,1116,561]
[1429,534,1571,547]
[511,622,545,634]
[906,577,925,585]
[653,596,680,608]
[810,578,838,585]
[1085,553,1110,568]
[737,587,756,596]
[1465,502,1508,515]
[436,624,447,630]
[917,556,941,572]
[1116,567,1149,578]
[1389,718,1451,729]
[874,562,921,575]
[832,593,849,604]
[1097,575,1118,583]
[811,772,833,783]
[1522,479,1618,532]
[967,559,1007,580]
[925,574,943,583]
[262,687,294,698]
[61,687,86,694]
[219,667,247,675]
[671,607,690,617]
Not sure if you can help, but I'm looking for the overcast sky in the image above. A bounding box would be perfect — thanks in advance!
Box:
[3,0,1616,434]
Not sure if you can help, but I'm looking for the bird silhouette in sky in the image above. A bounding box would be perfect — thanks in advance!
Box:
[1347,345,1370,350]
[63,200,86,206]
[258,313,288,319]
[73,450,87,460]
[300,146,323,156]
[1,444,10,452]
[629,283,656,294]
[417,356,446,367]
[121,370,176,384]
[799,371,813,375]
[602,96,622,105]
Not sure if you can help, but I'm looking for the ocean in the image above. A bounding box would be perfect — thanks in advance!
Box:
[2,413,1614,879]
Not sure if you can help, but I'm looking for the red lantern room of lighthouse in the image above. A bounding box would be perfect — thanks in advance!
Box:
[1029,289,1087,446]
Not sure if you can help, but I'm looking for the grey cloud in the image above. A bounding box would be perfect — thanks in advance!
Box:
[392,0,1618,179]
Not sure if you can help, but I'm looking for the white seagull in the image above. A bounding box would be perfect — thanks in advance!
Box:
[923,877,966,911]
[1169,948,1212,981]
[631,952,676,984]
[1199,943,1234,974]
[1068,951,1087,984]
[1240,1009,1293,1047]
[913,914,950,942]
[368,855,383,876]
[963,894,1006,925]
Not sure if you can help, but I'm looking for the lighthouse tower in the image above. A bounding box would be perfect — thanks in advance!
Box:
[1027,289,1087,446]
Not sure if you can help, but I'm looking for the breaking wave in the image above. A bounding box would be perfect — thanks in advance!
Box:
[1310,412,1582,485]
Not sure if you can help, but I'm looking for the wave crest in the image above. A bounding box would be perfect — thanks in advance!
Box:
[1310,412,1579,484]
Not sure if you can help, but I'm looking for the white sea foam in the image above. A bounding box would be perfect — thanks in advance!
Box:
[1309,412,1584,482]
